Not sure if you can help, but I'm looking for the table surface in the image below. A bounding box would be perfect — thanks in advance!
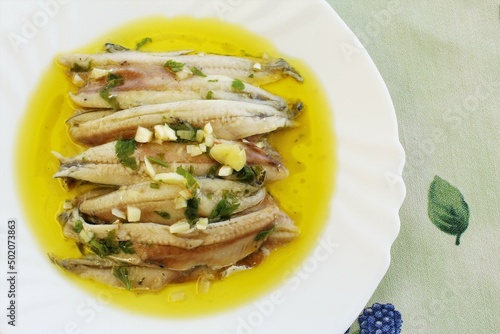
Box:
[326,0,500,333]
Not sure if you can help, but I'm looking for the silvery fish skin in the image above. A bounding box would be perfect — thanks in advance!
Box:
[60,196,294,270]
[67,100,297,146]
[50,254,208,291]
[58,51,303,86]
[53,139,288,186]
[76,178,266,225]
[70,65,290,111]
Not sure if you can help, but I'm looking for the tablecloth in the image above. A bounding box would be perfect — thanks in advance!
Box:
[325,1,500,333]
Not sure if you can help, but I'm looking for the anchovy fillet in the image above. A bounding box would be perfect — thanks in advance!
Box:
[59,51,303,85]
[53,139,288,186]
[77,178,266,225]
[67,100,296,146]
[71,66,291,110]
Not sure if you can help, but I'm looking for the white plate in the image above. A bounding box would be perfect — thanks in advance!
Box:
[0,0,405,333]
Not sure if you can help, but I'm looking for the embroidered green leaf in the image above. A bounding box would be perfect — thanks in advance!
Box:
[428,175,469,245]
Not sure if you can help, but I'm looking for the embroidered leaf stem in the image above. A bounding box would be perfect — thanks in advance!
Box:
[428,175,469,245]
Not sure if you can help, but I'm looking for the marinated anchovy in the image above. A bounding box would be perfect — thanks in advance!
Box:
[59,50,303,86]
[70,65,291,111]
[53,139,288,186]
[76,178,266,225]
[60,196,289,271]
[67,100,297,146]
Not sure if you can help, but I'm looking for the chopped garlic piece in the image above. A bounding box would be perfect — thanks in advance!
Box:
[210,143,247,171]
[169,291,186,302]
[252,62,262,71]
[127,205,141,222]
[175,196,187,209]
[62,200,73,210]
[72,74,85,87]
[198,143,207,153]
[170,221,190,234]
[218,165,233,177]
[154,124,177,141]
[111,208,126,220]
[255,141,265,149]
[222,265,250,278]
[205,133,214,148]
[179,189,193,200]
[135,126,153,143]
[203,123,213,134]
[176,68,193,80]
[187,145,203,157]
[196,218,209,230]
[79,229,94,243]
[144,157,156,178]
[89,68,108,79]
[153,173,186,185]
[197,276,211,294]
[195,130,205,142]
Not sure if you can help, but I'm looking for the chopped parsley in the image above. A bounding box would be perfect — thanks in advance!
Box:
[209,193,240,222]
[89,230,135,257]
[147,156,169,168]
[113,266,132,290]
[164,59,185,73]
[135,37,152,50]
[154,211,171,220]
[150,182,160,189]
[236,165,266,186]
[99,72,124,110]
[206,90,214,100]
[176,166,199,192]
[73,219,83,233]
[115,139,138,170]
[231,79,245,91]
[207,79,219,82]
[185,197,200,223]
[255,225,276,241]
[191,67,206,77]
[70,62,92,72]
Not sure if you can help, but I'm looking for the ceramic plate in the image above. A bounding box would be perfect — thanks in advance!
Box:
[0,1,405,333]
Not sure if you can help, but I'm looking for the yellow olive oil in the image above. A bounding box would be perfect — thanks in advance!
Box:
[16,16,337,317]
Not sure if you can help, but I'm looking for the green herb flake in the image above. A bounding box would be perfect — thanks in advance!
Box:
[209,194,240,222]
[248,73,254,78]
[176,166,199,191]
[231,79,245,91]
[113,266,132,290]
[150,182,160,189]
[89,239,109,257]
[164,59,185,73]
[73,219,84,233]
[207,163,221,179]
[191,67,206,77]
[147,156,169,168]
[428,175,470,245]
[99,73,124,110]
[207,79,219,83]
[206,90,214,100]
[135,37,152,50]
[154,211,171,220]
[185,197,200,223]
[118,240,135,254]
[255,224,276,241]
[236,165,266,186]
[115,139,138,170]
[70,62,92,72]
